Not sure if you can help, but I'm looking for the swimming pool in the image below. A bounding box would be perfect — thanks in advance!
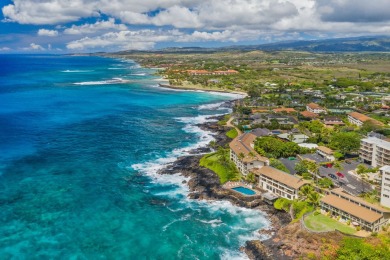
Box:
[232,186,256,195]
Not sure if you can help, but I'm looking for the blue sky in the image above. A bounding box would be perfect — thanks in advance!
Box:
[1,0,390,53]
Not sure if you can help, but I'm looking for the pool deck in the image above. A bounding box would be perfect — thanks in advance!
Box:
[223,181,260,195]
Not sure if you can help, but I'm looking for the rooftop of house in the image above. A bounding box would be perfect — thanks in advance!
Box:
[348,112,384,126]
[321,194,383,223]
[300,111,319,118]
[317,146,334,155]
[229,133,269,163]
[330,188,390,214]
[307,102,325,110]
[253,166,309,189]
[277,133,308,144]
[251,128,271,137]
[273,107,297,113]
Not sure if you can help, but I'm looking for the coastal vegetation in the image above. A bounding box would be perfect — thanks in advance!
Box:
[225,128,238,139]
[334,235,390,259]
[254,136,311,158]
[199,149,239,184]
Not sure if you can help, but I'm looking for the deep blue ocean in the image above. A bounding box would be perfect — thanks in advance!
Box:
[0,55,269,259]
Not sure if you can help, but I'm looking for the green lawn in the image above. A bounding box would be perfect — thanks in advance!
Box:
[226,128,238,139]
[199,153,238,184]
[304,213,356,235]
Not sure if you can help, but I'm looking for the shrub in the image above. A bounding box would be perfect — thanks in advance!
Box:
[346,220,351,226]
[356,226,361,231]
[274,198,292,212]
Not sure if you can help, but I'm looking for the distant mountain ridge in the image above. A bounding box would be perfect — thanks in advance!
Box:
[113,36,390,54]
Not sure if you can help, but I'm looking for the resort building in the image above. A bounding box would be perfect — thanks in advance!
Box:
[347,112,383,127]
[316,146,335,162]
[229,133,269,176]
[252,166,309,200]
[306,103,327,114]
[359,137,390,167]
[380,166,390,208]
[320,188,390,232]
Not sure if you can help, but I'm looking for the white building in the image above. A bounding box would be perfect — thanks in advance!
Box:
[253,166,309,200]
[316,146,335,162]
[360,137,390,167]
[229,133,269,176]
[306,102,327,114]
[348,112,382,127]
[380,166,390,208]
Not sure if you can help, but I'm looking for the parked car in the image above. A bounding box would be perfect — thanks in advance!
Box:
[336,172,345,178]
[329,173,337,180]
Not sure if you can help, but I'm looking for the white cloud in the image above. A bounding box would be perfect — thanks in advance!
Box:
[66,28,262,51]
[2,0,98,25]
[4,0,390,53]
[63,18,127,35]
[66,30,174,50]
[0,47,11,51]
[37,29,58,37]
[22,43,45,51]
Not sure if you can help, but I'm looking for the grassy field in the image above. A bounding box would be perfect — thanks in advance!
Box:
[304,213,356,235]
[226,128,238,139]
[199,153,238,184]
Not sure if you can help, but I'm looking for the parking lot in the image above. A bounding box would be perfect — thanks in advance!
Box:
[280,155,374,195]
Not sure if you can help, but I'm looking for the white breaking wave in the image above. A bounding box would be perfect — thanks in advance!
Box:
[198,102,226,110]
[73,78,130,85]
[130,73,147,76]
[130,112,271,257]
[61,70,93,73]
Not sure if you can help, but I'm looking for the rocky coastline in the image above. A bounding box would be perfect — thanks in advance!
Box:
[157,101,292,259]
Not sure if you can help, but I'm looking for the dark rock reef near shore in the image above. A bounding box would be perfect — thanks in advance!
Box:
[158,108,292,259]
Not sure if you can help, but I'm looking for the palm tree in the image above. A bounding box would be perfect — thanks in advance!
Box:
[209,140,217,150]
[299,185,314,200]
[217,147,229,165]
[306,161,320,185]
[246,172,256,183]
[307,191,321,207]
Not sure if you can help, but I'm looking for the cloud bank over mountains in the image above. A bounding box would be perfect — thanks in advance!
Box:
[2,0,390,51]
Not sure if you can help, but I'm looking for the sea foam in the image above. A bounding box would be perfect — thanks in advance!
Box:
[73,78,130,85]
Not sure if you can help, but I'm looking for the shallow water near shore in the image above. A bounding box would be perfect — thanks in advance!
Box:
[0,55,269,259]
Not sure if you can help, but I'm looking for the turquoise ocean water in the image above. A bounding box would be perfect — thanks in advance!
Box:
[0,55,269,259]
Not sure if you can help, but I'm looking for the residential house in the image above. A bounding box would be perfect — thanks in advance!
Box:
[277,133,308,144]
[320,188,390,232]
[380,166,390,208]
[306,103,327,114]
[316,146,335,161]
[229,133,269,176]
[347,112,383,127]
[253,166,310,200]
[272,107,297,114]
[359,137,390,167]
[300,111,319,119]
[323,116,345,126]
[251,128,271,137]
